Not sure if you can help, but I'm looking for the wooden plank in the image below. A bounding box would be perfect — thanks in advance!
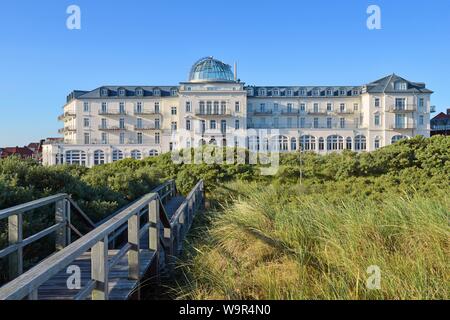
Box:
[55,199,67,250]
[128,213,140,280]
[0,194,67,219]
[91,237,109,300]
[8,213,23,280]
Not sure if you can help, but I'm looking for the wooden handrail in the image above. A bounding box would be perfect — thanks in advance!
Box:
[0,179,204,300]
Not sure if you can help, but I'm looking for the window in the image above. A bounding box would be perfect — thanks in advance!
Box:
[313,118,319,128]
[247,88,254,96]
[100,118,107,129]
[83,102,89,112]
[119,133,125,144]
[186,119,191,131]
[207,101,212,114]
[346,137,352,150]
[137,132,143,144]
[287,103,293,113]
[153,89,161,96]
[327,103,332,112]
[119,102,125,114]
[340,118,345,128]
[327,135,344,151]
[353,103,359,111]
[419,98,424,109]
[300,89,306,96]
[154,102,160,114]
[118,88,126,96]
[300,103,306,112]
[340,89,346,96]
[171,107,177,115]
[273,89,279,96]
[340,103,345,112]
[186,101,191,112]
[300,135,316,151]
[375,98,380,107]
[271,136,288,151]
[318,137,324,151]
[155,133,160,144]
[112,150,123,162]
[210,120,216,130]
[273,103,279,112]
[327,89,333,96]
[83,118,90,127]
[395,98,406,110]
[101,133,108,144]
[391,135,407,144]
[291,138,297,151]
[171,121,177,131]
[221,120,227,133]
[137,118,143,129]
[200,120,206,134]
[220,101,226,114]
[101,102,107,113]
[355,135,367,151]
[287,118,292,127]
[374,137,381,150]
[65,150,87,166]
[131,150,142,160]
[353,90,359,96]
[199,101,205,114]
[94,150,105,165]
[101,88,108,96]
[273,118,279,128]
[287,89,293,96]
[258,88,266,96]
[419,115,424,126]
[136,102,143,113]
[300,117,305,128]
[84,133,90,145]
[394,82,407,91]
[171,88,178,96]
[374,113,380,126]
[213,101,219,114]
[260,103,266,112]
[327,118,332,129]
[119,118,125,129]
[136,88,143,96]
[155,118,160,129]
[235,120,240,130]
[313,103,319,113]
[149,150,159,157]
[235,101,240,113]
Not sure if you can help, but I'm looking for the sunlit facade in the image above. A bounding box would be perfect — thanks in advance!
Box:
[43,57,433,167]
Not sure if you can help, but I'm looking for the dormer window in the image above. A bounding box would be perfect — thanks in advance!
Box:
[247,88,254,96]
[352,89,359,96]
[135,88,144,96]
[313,89,320,96]
[287,89,293,97]
[326,89,333,96]
[273,89,279,96]
[300,89,307,96]
[118,88,126,96]
[171,88,178,96]
[153,88,161,96]
[340,89,347,96]
[258,88,266,96]
[100,88,109,97]
[394,82,407,91]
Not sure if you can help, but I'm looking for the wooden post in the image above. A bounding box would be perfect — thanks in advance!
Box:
[128,212,140,280]
[27,289,38,300]
[55,199,67,250]
[91,236,109,300]
[163,227,174,274]
[65,199,71,245]
[149,199,160,252]
[8,213,23,280]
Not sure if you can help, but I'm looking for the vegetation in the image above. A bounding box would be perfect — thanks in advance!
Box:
[0,135,449,298]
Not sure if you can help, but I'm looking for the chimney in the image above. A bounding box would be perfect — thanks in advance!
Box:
[234,62,237,81]
[447,108,450,115]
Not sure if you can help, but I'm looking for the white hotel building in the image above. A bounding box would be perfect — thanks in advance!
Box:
[43,57,433,167]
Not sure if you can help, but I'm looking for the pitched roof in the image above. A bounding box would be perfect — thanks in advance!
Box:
[365,74,433,94]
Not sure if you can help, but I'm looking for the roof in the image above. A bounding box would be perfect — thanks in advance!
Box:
[364,74,433,94]
[0,147,34,158]
[432,112,450,121]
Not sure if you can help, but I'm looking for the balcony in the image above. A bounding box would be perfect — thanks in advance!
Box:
[98,110,127,116]
[134,126,159,131]
[58,127,77,134]
[388,104,417,113]
[281,110,300,115]
[307,110,328,115]
[58,112,76,121]
[251,110,273,116]
[390,123,416,130]
[195,110,232,117]
[134,110,161,116]
[335,109,355,115]
[98,125,126,131]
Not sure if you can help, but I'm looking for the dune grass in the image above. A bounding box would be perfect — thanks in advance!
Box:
[174,182,449,300]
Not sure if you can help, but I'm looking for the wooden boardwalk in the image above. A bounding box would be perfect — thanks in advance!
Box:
[0,180,205,300]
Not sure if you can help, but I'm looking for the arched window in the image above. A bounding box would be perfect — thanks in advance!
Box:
[209,138,217,145]
[355,135,367,151]
[391,135,408,144]
[318,138,325,151]
[131,150,142,160]
[112,149,123,162]
[271,135,288,151]
[291,137,297,151]
[346,137,352,150]
[374,137,381,150]
[300,135,316,151]
[149,150,159,157]
[248,136,260,151]
[65,150,87,166]
[327,135,344,151]
[94,150,105,165]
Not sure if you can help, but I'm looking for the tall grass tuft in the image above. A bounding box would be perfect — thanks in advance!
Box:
[175,182,449,300]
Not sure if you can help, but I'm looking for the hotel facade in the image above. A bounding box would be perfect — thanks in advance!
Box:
[43,57,433,167]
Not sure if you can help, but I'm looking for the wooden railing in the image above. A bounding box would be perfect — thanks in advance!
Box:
[0,180,204,300]
[0,194,96,281]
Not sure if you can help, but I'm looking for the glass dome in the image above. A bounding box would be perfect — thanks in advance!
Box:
[188,57,234,82]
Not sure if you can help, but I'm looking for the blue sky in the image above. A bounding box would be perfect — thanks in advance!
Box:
[0,0,449,146]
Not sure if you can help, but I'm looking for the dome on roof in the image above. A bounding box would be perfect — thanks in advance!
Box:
[188,57,234,83]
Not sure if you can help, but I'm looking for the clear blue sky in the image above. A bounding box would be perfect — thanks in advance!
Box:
[1,0,449,146]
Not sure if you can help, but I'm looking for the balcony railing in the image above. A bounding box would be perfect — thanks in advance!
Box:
[58,112,76,121]
[134,110,161,116]
[390,123,416,130]
[388,104,417,113]
[98,126,126,131]
[281,110,300,115]
[251,110,273,116]
[195,110,232,116]
[98,110,127,116]
[134,126,159,131]
[248,123,364,130]
[335,110,355,115]
[307,110,328,115]
[58,127,77,134]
